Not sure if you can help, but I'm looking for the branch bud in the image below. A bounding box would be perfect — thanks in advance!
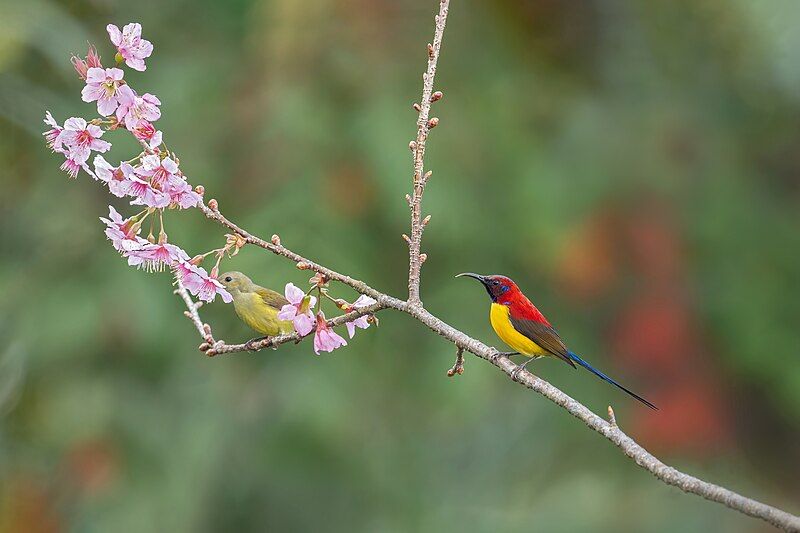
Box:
[420,253,427,263]
[402,234,411,244]
[208,198,219,211]
[409,140,417,151]
[427,43,434,58]
[271,234,281,245]
[424,170,432,180]
[405,194,413,206]
[296,261,311,270]
[422,215,431,225]
[431,91,443,102]
[427,117,439,128]
[412,103,421,112]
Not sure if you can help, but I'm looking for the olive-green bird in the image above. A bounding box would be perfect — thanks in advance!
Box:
[219,271,294,346]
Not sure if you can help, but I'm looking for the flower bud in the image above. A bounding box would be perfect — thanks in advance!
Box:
[210,266,219,278]
[420,253,428,263]
[208,198,218,210]
[194,185,205,195]
[412,103,421,112]
[271,234,281,245]
[296,261,311,270]
[190,255,204,265]
[427,117,439,128]
[431,91,443,102]
[423,215,431,225]
[409,140,417,151]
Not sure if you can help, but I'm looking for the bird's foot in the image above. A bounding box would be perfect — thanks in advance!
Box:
[510,359,532,381]
[245,336,270,351]
[491,350,518,362]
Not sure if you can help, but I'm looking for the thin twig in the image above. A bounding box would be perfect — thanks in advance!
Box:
[447,345,465,376]
[174,277,214,344]
[407,0,450,305]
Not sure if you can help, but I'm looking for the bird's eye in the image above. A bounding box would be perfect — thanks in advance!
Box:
[492,280,499,286]
[224,276,232,282]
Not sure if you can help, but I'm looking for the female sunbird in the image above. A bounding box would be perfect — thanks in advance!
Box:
[219,272,293,343]
[457,273,657,410]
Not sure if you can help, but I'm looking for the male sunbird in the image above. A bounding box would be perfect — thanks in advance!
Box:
[219,271,293,345]
[457,273,657,410]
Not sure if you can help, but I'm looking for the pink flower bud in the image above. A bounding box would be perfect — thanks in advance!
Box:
[194,185,204,195]
[427,117,439,128]
[208,198,218,210]
[271,234,281,245]
[431,91,443,102]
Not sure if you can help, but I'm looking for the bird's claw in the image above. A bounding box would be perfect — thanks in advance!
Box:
[245,336,269,351]
[510,361,531,381]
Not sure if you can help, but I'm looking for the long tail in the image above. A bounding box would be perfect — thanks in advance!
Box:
[566,351,658,410]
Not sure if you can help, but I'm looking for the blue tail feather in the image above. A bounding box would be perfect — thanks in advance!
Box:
[566,351,658,410]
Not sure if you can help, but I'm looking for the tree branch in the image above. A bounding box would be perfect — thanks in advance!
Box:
[169,2,799,530]
[407,0,449,305]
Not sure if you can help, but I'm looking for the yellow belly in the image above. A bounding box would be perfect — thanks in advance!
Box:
[490,303,547,357]
[234,293,293,335]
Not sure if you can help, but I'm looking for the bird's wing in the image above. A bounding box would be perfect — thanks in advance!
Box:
[508,316,576,368]
[254,286,290,310]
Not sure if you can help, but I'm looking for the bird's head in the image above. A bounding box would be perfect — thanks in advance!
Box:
[456,273,519,304]
[219,271,254,294]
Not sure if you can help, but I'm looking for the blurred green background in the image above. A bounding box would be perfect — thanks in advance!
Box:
[1,0,799,531]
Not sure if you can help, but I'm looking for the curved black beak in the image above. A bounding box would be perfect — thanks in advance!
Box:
[456,272,486,284]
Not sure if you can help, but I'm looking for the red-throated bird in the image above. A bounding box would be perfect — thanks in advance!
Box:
[457,273,657,410]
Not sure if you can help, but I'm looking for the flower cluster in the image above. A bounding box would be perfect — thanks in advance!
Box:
[45,24,226,302]
[279,274,377,354]
[46,22,375,351]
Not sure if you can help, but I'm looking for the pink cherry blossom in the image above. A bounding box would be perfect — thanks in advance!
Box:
[42,111,65,153]
[277,283,317,336]
[128,241,189,272]
[136,154,178,188]
[313,312,348,355]
[116,85,161,130]
[107,23,153,71]
[59,150,94,179]
[345,294,377,338]
[100,205,147,253]
[175,260,233,303]
[93,156,133,197]
[131,121,162,150]
[124,164,170,207]
[81,67,125,116]
[164,177,202,209]
[60,117,111,163]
